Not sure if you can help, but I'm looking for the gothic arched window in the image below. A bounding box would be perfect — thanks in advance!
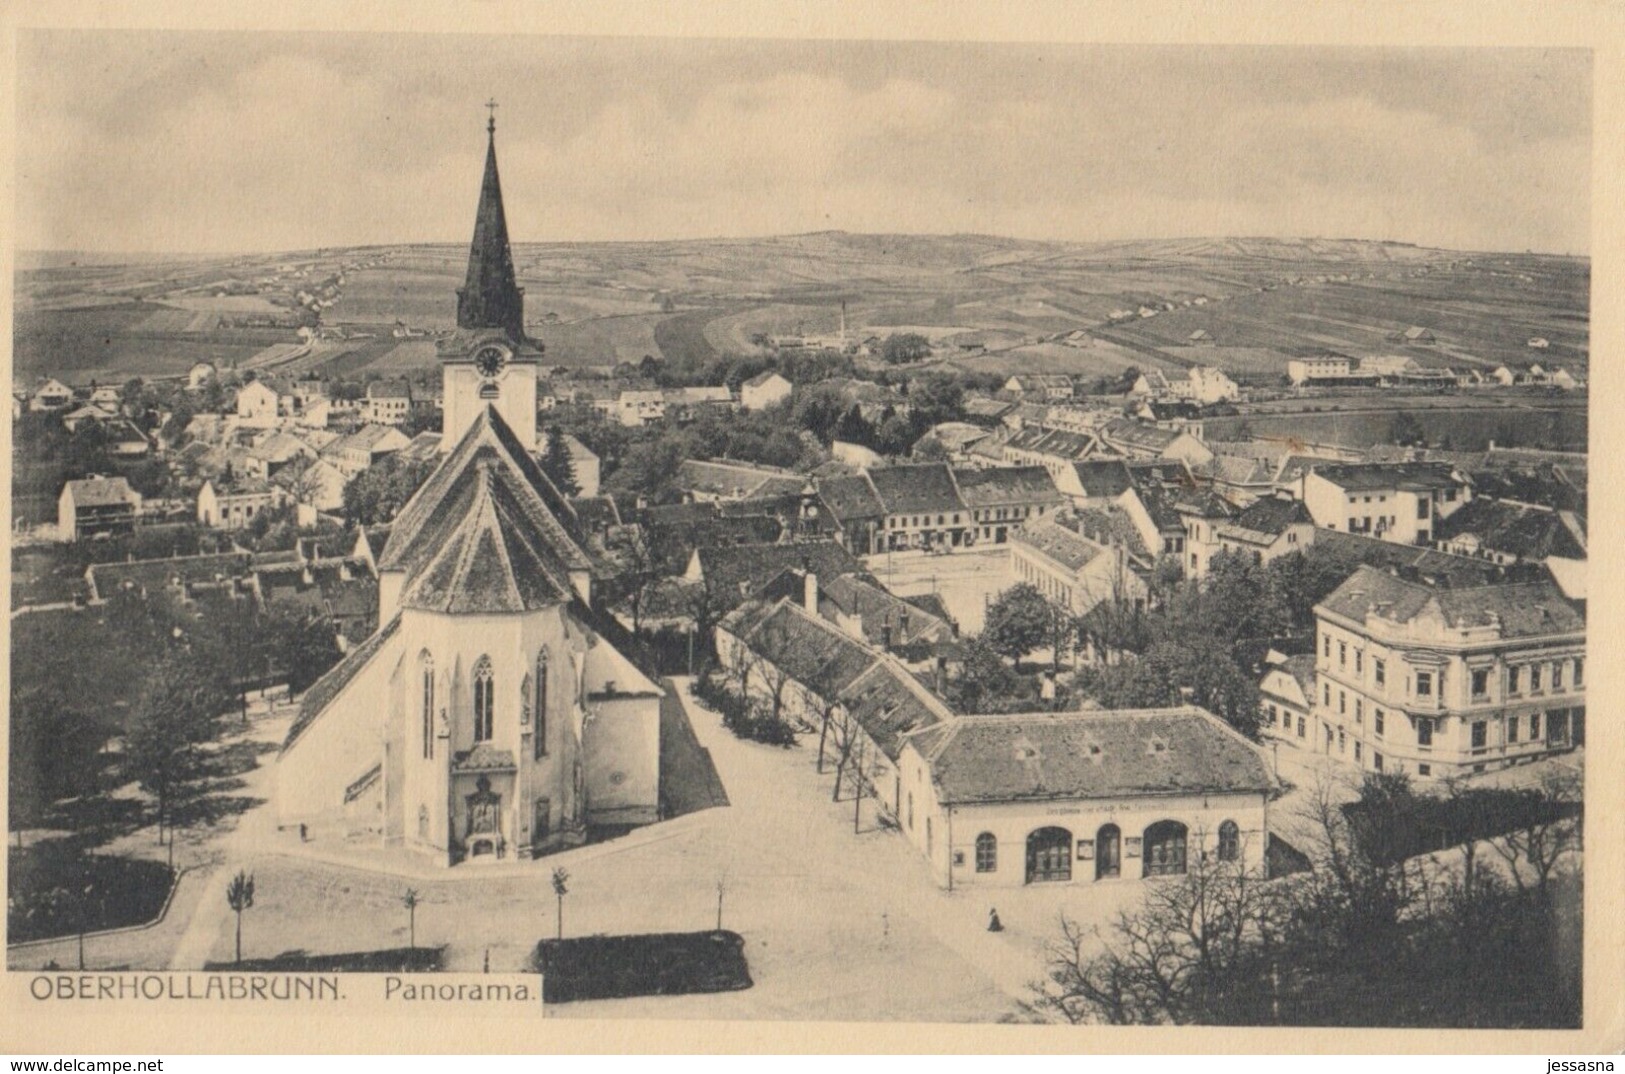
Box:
[534,650,549,760]
[472,656,494,742]
[420,652,435,760]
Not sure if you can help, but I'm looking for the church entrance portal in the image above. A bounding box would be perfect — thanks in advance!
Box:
[464,775,503,859]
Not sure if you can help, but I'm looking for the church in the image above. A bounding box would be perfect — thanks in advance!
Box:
[276,113,663,865]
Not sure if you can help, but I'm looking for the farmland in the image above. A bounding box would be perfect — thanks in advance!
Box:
[15,234,1587,388]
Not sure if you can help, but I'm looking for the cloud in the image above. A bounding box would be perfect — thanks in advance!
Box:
[14,33,1591,254]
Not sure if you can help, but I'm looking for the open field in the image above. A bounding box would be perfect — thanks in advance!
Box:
[1209,396,1588,452]
[17,235,1587,387]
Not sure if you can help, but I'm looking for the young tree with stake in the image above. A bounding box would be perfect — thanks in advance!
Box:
[226,870,255,966]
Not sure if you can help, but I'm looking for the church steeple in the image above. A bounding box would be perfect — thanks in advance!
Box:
[456,103,526,342]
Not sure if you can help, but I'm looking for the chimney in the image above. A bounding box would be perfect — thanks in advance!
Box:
[881,624,893,651]
[803,570,818,614]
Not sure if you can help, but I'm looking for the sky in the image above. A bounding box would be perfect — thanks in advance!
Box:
[14,32,1593,255]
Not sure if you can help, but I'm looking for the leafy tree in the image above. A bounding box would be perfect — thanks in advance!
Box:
[906,372,966,428]
[912,436,949,461]
[341,455,435,526]
[984,583,1061,662]
[261,607,343,695]
[540,425,581,497]
[1389,411,1426,447]
[790,383,850,445]
[880,332,932,365]
[605,437,684,498]
[873,413,919,457]
[123,648,233,846]
[832,404,875,447]
[950,635,1026,714]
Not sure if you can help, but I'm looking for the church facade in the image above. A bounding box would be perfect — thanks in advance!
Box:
[276,115,663,865]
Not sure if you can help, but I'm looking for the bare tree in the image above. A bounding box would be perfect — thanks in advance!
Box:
[402,888,421,950]
[1487,770,1582,901]
[551,868,570,941]
[1030,847,1283,1025]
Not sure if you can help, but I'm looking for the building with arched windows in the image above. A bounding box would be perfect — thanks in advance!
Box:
[896,707,1274,888]
[274,114,662,865]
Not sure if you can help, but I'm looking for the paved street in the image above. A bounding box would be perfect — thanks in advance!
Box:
[11,677,1160,1022]
[864,546,1014,636]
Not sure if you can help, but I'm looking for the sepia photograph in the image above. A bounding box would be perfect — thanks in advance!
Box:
[2,5,1617,1056]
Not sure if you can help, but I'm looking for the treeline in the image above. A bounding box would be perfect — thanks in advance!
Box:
[1032,770,1582,1028]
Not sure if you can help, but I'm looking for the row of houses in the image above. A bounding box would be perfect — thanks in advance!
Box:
[1286,353,1583,390]
[716,571,1275,889]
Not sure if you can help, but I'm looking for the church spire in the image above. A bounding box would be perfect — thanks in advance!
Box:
[456,103,526,341]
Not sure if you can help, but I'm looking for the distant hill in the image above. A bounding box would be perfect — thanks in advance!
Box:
[16,233,1587,384]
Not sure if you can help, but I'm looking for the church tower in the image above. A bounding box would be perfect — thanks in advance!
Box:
[439,103,542,452]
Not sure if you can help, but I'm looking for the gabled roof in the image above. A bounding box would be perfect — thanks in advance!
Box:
[63,475,138,507]
[1226,496,1312,537]
[1318,565,1584,638]
[742,369,790,389]
[867,463,965,516]
[909,707,1273,805]
[1308,462,1461,493]
[366,379,411,399]
[1434,497,1586,561]
[695,539,863,598]
[1003,424,1097,462]
[951,466,1064,509]
[837,660,953,760]
[819,572,950,646]
[379,405,590,584]
[676,459,799,500]
[1012,519,1109,573]
[1071,459,1134,499]
[814,472,884,523]
[402,457,583,613]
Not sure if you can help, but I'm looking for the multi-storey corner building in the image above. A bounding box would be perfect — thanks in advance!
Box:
[1312,565,1585,779]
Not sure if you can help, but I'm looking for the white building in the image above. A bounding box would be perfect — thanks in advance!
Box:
[740,370,792,411]
[1311,566,1585,778]
[1299,462,1469,545]
[617,389,666,427]
[235,380,281,429]
[897,708,1274,888]
[277,116,661,865]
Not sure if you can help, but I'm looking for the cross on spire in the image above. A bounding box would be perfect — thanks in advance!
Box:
[485,97,499,135]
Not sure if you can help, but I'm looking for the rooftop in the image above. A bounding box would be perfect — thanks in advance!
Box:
[1318,565,1584,638]
[1310,462,1462,493]
[910,707,1274,805]
[951,465,1064,509]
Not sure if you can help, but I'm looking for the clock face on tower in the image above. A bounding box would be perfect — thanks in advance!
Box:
[473,344,509,379]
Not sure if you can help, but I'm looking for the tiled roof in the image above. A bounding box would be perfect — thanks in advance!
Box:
[1225,496,1312,537]
[819,573,950,646]
[64,475,138,507]
[1004,425,1096,462]
[1069,505,1152,560]
[283,613,402,753]
[867,463,965,516]
[401,458,581,614]
[1307,529,1522,587]
[366,379,411,399]
[951,466,1063,509]
[379,406,589,581]
[1013,519,1108,573]
[1101,419,1184,454]
[1310,462,1461,493]
[1435,498,1585,561]
[742,370,788,389]
[729,598,878,701]
[695,539,863,599]
[911,707,1274,805]
[815,473,885,522]
[1318,565,1584,638]
[1071,459,1134,499]
[837,660,953,760]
